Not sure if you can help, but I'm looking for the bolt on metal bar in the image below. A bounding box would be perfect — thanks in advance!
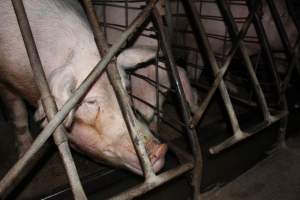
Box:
[0,1,87,199]
[192,7,257,126]
[82,0,158,180]
[152,7,203,200]
[0,2,159,197]
[180,0,241,135]
[217,0,272,123]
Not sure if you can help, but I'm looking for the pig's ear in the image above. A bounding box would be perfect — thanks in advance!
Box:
[116,46,157,70]
[34,67,77,128]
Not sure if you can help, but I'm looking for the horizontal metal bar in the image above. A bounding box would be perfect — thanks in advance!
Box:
[0,1,157,195]
[209,111,287,154]
[109,162,194,200]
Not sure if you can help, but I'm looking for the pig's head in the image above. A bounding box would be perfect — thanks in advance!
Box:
[35,65,167,175]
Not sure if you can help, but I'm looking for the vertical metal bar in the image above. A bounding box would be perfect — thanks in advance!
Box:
[180,0,242,137]
[82,0,158,179]
[216,0,272,122]
[152,8,203,200]
[9,1,87,199]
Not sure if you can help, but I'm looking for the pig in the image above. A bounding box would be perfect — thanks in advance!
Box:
[117,46,199,132]
[0,0,167,175]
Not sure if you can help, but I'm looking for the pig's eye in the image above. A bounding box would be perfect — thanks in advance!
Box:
[86,99,97,105]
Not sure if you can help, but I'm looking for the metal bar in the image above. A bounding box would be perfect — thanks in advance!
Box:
[152,8,203,200]
[246,0,289,147]
[282,37,300,91]
[109,162,194,200]
[192,9,257,125]
[180,0,241,135]
[246,0,281,102]
[209,110,287,154]
[266,0,292,58]
[0,1,87,199]
[217,0,272,122]
[82,0,158,179]
[0,2,157,197]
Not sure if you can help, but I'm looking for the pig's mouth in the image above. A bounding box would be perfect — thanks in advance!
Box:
[124,155,166,175]
[123,143,168,175]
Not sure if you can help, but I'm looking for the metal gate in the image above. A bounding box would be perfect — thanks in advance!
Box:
[0,0,299,199]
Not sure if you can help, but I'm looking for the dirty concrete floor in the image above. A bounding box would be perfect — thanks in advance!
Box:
[204,134,300,200]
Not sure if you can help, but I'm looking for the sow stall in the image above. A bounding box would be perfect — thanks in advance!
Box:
[0,0,299,199]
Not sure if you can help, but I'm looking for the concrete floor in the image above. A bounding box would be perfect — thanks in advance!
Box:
[203,119,300,200]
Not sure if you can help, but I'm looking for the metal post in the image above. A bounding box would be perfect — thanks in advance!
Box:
[0,2,159,197]
[152,7,203,200]
[82,0,158,180]
[2,1,87,199]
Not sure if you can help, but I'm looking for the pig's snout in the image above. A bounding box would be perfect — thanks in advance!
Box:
[145,141,168,172]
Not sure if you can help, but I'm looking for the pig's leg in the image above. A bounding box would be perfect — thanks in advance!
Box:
[177,67,200,113]
[0,85,33,158]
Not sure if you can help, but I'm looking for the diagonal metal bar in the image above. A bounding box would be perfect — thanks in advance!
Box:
[0,2,159,197]
[0,1,87,199]
[266,0,293,58]
[217,0,272,123]
[246,0,282,103]
[180,0,242,135]
[82,0,158,179]
[152,7,203,200]
[180,0,286,154]
[282,37,300,92]
[246,0,289,147]
[192,7,258,126]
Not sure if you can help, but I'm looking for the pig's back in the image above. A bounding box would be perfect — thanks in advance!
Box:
[0,0,97,104]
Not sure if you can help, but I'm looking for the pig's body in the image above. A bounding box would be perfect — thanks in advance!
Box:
[117,47,199,132]
[0,0,167,175]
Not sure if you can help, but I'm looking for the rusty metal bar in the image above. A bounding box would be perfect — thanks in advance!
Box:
[82,0,158,180]
[217,0,272,122]
[152,7,203,200]
[110,162,194,200]
[0,1,87,199]
[0,2,158,198]
[192,8,257,125]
